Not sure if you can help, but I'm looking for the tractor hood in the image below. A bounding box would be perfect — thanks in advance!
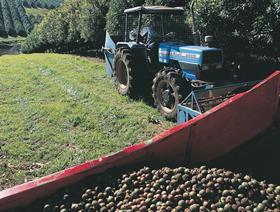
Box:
[159,42,223,65]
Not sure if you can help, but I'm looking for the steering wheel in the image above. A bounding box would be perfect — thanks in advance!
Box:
[162,32,177,42]
[165,32,176,38]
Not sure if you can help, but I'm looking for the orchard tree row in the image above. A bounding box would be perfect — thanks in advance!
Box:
[194,0,280,60]
[0,0,33,37]
[20,0,64,9]
[22,0,280,63]
[21,0,191,53]
[22,0,109,53]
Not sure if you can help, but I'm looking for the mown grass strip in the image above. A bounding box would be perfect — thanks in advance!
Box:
[25,8,50,17]
[0,54,173,189]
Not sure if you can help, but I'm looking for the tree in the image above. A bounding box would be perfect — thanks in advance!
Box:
[0,0,34,37]
[1,0,16,36]
[106,0,145,36]
[78,0,109,46]
[0,4,7,37]
[7,0,26,36]
[193,0,278,59]
[18,3,33,33]
[22,0,109,53]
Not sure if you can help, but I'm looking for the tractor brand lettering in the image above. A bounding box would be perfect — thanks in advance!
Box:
[160,51,200,59]
[159,50,169,55]
[180,53,200,59]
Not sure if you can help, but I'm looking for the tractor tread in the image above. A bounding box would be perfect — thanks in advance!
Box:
[152,68,190,120]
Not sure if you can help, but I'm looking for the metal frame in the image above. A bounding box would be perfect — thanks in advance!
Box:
[124,6,185,43]
[137,11,142,43]
[181,91,202,113]
[177,80,261,125]
[125,14,128,42]
[177,91,202,124]
[124,6,184,14]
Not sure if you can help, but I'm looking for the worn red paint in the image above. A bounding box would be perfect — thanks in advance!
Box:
[189,71,280,163]
[0,71,279,211]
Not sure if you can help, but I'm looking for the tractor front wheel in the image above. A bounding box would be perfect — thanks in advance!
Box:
[152,69,190,120]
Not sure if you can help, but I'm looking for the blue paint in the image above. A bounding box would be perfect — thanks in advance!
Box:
[104,33,116,77]
[177,104,201,125]
[159,42,223,81]
[182,70,197,80]
[159,42,222,66]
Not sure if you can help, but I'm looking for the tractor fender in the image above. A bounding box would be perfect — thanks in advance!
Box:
[116,43,131,49]
[116,42,146,49]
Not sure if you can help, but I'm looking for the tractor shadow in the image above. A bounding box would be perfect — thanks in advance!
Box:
[208,128,280,184]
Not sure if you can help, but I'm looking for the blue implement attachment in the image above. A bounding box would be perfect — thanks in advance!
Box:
[177,80,260,125]
[177,91,202,124]
[103,33,116,77]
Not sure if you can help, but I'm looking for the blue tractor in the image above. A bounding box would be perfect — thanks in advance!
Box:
[104,5,224,119]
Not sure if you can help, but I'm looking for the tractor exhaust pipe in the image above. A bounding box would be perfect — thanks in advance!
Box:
[190,0,200,46]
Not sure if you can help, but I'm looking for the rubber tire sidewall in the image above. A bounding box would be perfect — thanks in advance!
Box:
[113,49,133,96]
[152,69,187,120]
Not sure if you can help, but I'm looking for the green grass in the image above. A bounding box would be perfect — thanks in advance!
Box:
[25,7,50,17]
[0,54,173,189]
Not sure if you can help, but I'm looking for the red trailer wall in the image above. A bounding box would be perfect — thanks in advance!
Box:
[188,71,280,163]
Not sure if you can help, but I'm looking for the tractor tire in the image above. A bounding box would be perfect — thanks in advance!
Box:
[152,68,190,120]
[113,48,138,96]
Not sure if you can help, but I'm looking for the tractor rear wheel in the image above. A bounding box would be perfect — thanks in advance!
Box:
[152,69,190,120]
[113,49,137,96]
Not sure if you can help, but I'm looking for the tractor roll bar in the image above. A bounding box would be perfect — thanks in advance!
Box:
[190,0,200,45]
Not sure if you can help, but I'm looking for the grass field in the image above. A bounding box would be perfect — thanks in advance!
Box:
[25,7,50,17]
[0,54,173,189]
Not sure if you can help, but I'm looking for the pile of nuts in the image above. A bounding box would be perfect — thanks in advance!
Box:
[20,166,280,211]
